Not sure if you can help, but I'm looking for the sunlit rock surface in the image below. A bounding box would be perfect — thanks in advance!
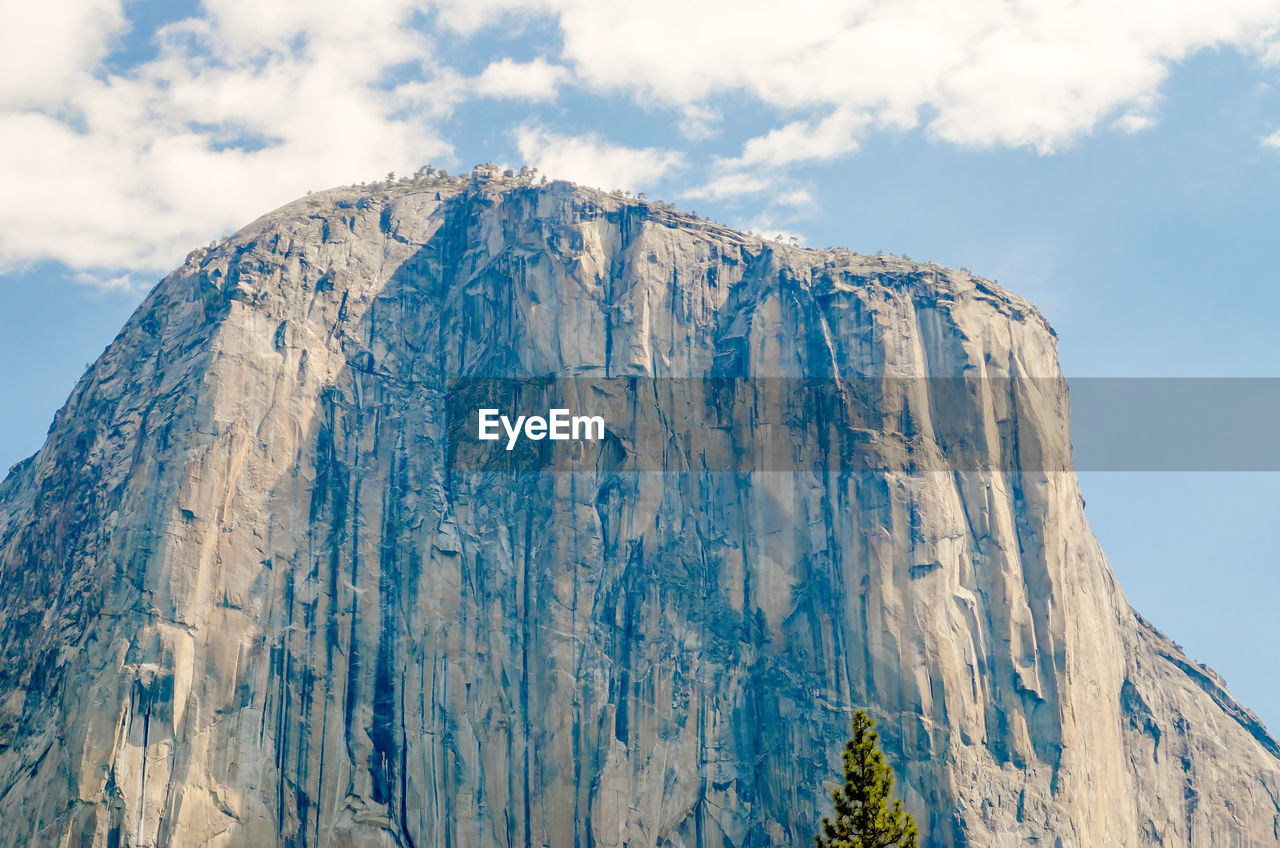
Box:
[0,176,1277,847]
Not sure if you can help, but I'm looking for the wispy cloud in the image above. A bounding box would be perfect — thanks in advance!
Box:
[444,0,1280,154]
[722,110,868,170]
[473,58,569,101]
[774,189,815,209]
[679,104,722,142]
[513,125,683,191]
[4,0,1280,284]
[70,270,148,292]
[737,213,807,247]
[683,173,777,201]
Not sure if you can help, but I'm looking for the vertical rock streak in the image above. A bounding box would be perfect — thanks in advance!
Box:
[0,180,1276,847]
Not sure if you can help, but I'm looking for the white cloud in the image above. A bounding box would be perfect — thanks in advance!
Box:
[432,0,556,34]
[1264,129,1280,149]
[737,214,806,247]
[774,189,814,209]
[444,0,1280,155]
[71,270,145,291]
[1113,113,1158,134]
[6,0,1280,280]
[197,0,431,58]
[514,125,683,191]
[684,173,777,201]
[0,0,125,107]
[0,0,451,278]
[690,111,859,209]
[724,109,868,170]
[679,104,721,142]
[473,58,568,100]
[1112,92,1162,134]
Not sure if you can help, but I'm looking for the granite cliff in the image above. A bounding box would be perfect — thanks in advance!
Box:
[0,172,1277,847]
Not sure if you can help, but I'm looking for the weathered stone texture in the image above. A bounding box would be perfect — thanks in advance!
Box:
[0,177,1276,847]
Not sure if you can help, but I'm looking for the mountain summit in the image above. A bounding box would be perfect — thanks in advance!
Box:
[1,173,1276,846]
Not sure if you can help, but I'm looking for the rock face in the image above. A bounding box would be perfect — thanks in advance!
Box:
[0,176,1277,848]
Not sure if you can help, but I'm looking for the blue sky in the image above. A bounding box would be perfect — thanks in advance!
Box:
[2,1,1279,729]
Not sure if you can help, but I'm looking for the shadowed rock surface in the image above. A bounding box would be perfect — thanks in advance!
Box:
[0,175,1277,847]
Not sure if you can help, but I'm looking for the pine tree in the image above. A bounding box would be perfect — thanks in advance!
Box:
[814,710,919,848]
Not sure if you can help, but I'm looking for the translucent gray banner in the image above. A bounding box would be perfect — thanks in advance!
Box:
[444,378,1280,472]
